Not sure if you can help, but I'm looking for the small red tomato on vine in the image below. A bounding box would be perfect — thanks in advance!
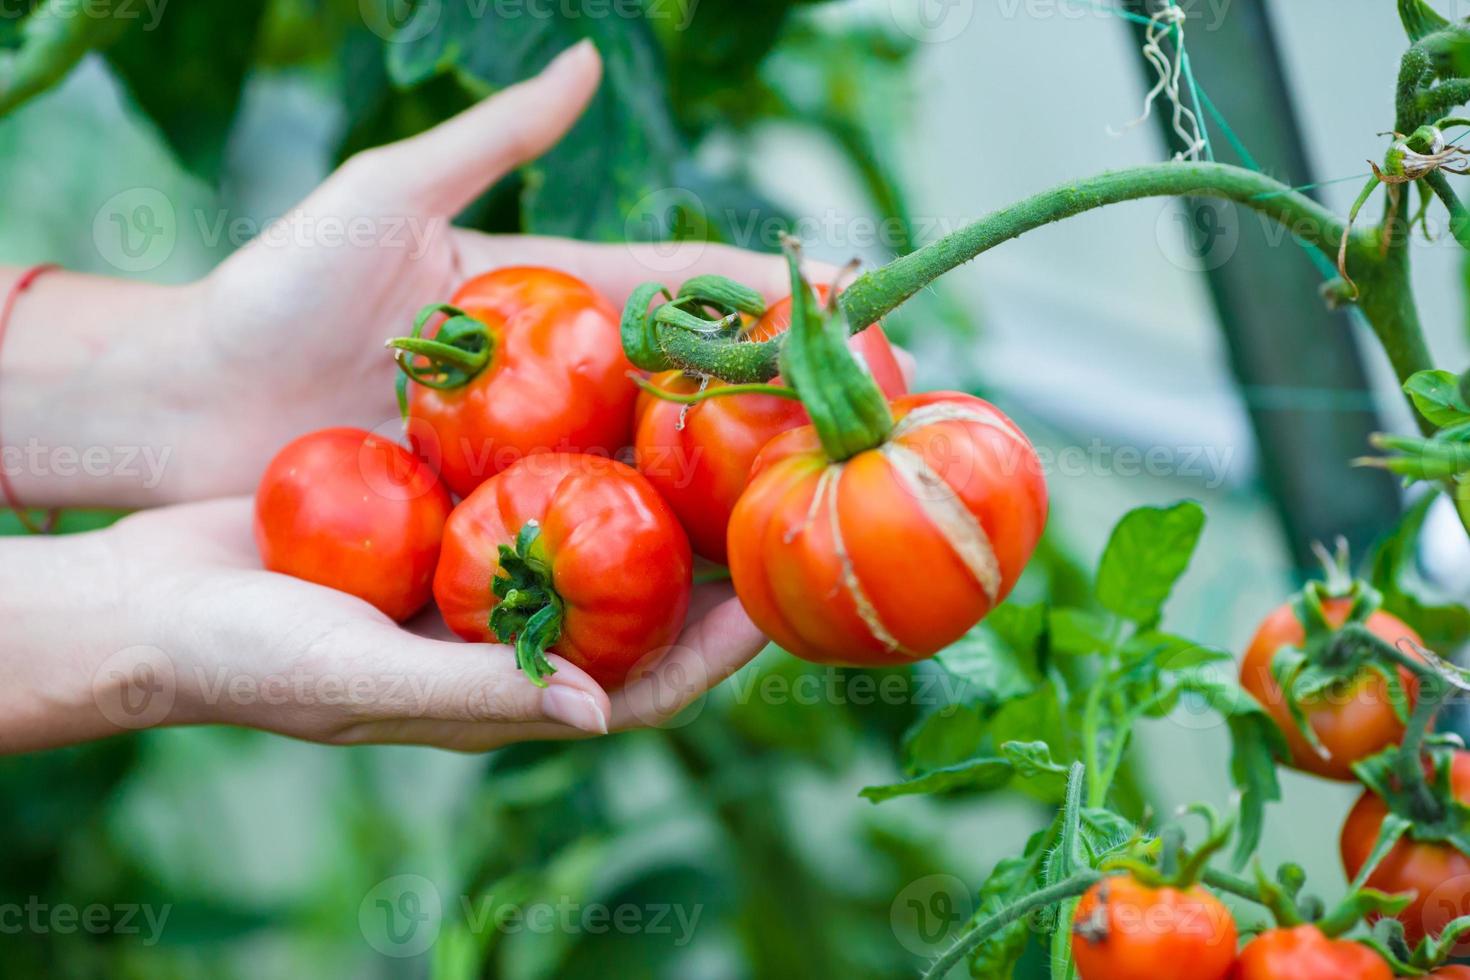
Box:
[723,249,1046,666]
[1239,588,1423,781]
[1228,925,1390,979]
[388,267,636,498]
[254,427,452,622]
[634,286,908,563]
[1430,967,1470,979]
[433,453,692,691]
[1340,750,1470,947]
[1071,876,1237,980]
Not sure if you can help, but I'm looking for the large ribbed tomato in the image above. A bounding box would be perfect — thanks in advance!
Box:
[434,453,691,690]
[254,427,452,622]
[726,391,1047,665]
[1341,751,1470,947]
[634,291,908,563]
[1239,597,1422,781]
[399,268,636,498]
[1228,926,1389,979]
[1072,876,1237,980]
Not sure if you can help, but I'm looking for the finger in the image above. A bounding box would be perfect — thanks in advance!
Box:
[451,232,841,306]
[335,40,602,216]
[340,623,613,734]
[609,593,767,730]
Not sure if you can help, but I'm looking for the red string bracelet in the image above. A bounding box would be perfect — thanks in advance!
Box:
[0,263,61,534]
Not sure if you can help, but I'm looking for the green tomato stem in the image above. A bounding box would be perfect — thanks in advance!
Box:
[629,373,801,406]
[919,871,1103,980]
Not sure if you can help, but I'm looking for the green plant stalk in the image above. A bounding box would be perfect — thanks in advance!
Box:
[1397,672,1448,822]
[653,163,1435,426]
[921,874,1101,980]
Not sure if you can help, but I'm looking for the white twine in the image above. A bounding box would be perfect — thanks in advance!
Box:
[1108,3,1207,162]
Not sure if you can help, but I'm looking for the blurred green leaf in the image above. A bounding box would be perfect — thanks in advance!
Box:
[1368,491,1470,649]
[105,0,268,180]
[860,757,1016,803]
[1095,501,1205,627]
[387,0,682,241]
[0,0,127,116]
[1404,370,1470,429]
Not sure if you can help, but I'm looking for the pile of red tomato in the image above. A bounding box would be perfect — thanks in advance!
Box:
[253,266,1050,689]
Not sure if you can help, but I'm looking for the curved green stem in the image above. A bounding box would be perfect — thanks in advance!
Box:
[919,871,1103,980]
[1425,171,1470,250]
[655,163,1368,384]
[1200,867,1268,907]
[629,373,801,406]
[1397,671,1448,822]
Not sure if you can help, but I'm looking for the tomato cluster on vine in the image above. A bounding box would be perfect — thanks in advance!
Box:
[250,249,1049,692]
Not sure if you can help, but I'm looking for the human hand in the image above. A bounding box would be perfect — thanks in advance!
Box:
[194,39,809,500]
[0,40,820,510]
[1,496,765,754]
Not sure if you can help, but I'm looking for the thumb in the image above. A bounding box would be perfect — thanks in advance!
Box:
[334,39,602,216]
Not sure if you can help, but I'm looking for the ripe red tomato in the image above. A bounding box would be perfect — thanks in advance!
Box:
[434,453,692,690]
[1430,967,1470,978]
[254,427,452,622]
[726,390,1047,665]
[401,267,636,498]
[1228,926,1389,979]
[1341,750,1470,947]
[1239,596,1422,780]
[1072,876,1237,980]
[634,291,907,563]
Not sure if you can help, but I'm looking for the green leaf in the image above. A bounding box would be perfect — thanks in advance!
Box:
[105,0,267,179]
[966,850,1041,978]
[1048,607,1113,657]
[1368,491,1470,650]
[1399,0,1451,42]
[1095,501,1205,627]
[387,1,683,241]
[1405,370,1470,428]
[1121,631,1230,669]
[859,757,1015,803]
[0,0,128,117]
[901,702,985,774]
[933,619,1041,707]
[1001,740,1067,778]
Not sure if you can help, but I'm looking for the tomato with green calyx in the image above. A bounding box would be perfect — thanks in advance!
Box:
[1340,750,1470,947]
[1228,926,1389,979]
[254,427,452,622]
[433,453,692,690]
[1071,875,1237,980]
[634,286,908,563]
[1239,585,1423,781]
[388,267,636,499]
[725,244,1046,666]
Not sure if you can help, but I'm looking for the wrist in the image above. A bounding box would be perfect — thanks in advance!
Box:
[0,270,214,509]
[0,528,144,752]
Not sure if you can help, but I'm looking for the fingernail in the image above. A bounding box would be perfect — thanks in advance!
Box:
[543,686,608,734]
[548,38,596,72]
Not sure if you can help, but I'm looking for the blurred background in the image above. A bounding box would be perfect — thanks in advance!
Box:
[3,0,1469,976]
